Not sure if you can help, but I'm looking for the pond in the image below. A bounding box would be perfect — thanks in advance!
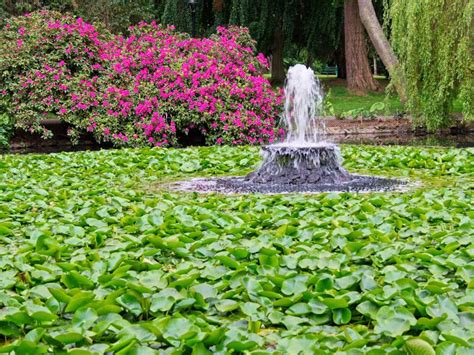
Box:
[7,132,474,154]
[335,133,474,148]
[0,145,472,353]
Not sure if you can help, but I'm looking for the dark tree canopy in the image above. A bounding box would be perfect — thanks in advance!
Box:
[1,0,340,65]
[222,0,340,83]
[1,0,159,33]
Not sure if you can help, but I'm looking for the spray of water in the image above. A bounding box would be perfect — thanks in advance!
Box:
[282,64,326,145]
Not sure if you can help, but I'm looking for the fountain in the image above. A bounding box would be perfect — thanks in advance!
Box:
[173,64,403,194]
[245,65,351,185]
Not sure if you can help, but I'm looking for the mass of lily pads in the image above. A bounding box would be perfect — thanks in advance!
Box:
[0,145,473,354]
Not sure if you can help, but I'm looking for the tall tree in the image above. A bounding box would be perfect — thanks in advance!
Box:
[334,6,347,79]
[358,0,406,101]
[160,0,230,38]
[344,0,380,93]
[228,0,339,85]
[300,0,340,72]
[162,0,191,33]
[228,0,290,85]
[0,0,159,33]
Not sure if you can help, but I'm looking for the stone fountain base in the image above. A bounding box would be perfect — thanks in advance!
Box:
[170,143,406,194]
[246,144,351,184]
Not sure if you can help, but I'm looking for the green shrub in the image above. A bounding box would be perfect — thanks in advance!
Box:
[0,112,14,151]
[0,10,112,140]
[388,0,473,130]
[0,11,283,147]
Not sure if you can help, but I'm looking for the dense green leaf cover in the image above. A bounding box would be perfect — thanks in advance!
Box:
[0,145,473,353]
[0,113,14,152]
[387,0,473,130]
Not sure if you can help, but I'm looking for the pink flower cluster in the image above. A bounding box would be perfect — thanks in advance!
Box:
[1,11,283,147]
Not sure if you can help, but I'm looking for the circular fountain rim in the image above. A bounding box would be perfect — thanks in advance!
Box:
[262,143,340,153]
[168,174,411,195]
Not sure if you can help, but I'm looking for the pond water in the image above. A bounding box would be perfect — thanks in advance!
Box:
[6,133,473,154]
[333,133,474,148]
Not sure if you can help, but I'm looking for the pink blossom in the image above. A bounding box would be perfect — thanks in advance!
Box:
[5,13,282,148]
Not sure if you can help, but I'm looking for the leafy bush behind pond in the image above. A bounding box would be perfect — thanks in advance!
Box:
[0,11,111,140]
[0,145,473,353]
[0,113,14,151]
[0,11,282,148]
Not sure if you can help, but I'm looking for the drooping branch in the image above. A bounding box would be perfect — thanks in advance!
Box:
[358,0,407,102]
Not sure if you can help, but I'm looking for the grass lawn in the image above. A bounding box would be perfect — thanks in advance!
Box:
[323,80,464,116]
[0,145,473,353]
[322,78,404,116]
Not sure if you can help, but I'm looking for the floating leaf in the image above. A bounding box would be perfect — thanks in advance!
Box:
[333,308,351,325]
[374,306,417,337]
[150,288,184,312]
[281,276,308,296]
[404,338,435,355]
[215,300,239,313]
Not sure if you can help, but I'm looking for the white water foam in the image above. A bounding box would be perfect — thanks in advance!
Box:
[283,64,326,144]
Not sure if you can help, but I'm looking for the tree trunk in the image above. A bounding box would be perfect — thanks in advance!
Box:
[271,27,285,86]
[358,0,407,102]
[212,0,224,12]
[4,0,19,15]
[344,0,380,94]
[335,26,347,79]
[306,52,314,69]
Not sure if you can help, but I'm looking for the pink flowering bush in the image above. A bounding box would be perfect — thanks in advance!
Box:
[1,11,283,147]
[0,11,110,140]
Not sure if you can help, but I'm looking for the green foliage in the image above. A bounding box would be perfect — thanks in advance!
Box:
[1,12,281,147]
[0,112,14,151]
[388,0,474,130]
[1,0,158,33]
[228,0,340,62]
[0,11,112,140]
[0,145,473,352]
[323,80,404,117]
[340,102,387,119]
[322,90,336,116]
